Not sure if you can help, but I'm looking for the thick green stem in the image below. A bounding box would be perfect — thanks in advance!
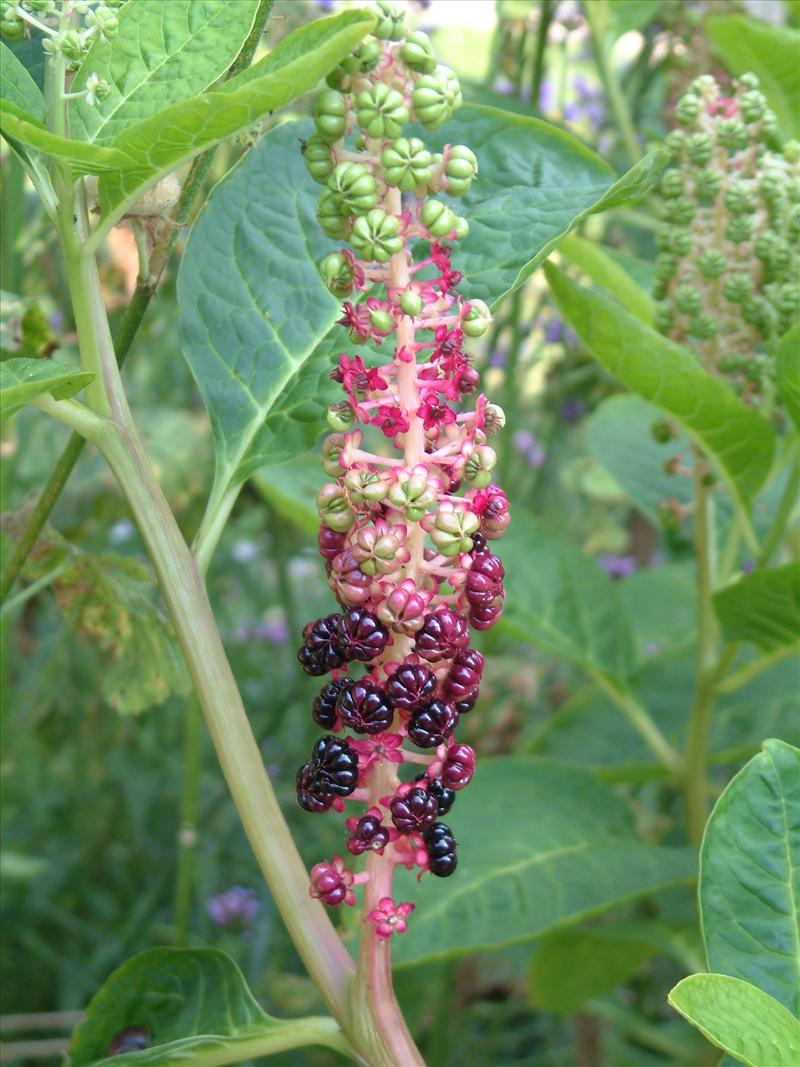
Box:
[684,455,720,845]
[174,698,202,947]
[583,2,642,166]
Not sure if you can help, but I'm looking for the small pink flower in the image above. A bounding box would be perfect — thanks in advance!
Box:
[391,834,430,873]
[417,392,456,432]
[309,856,356,907]
[372,404,410,438]
[367,896,415,939]
[350,733,405,778]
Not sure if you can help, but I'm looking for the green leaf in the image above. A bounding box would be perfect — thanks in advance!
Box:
[498,512,637,681]
[528,926,655,1015]
[669,974,800,1067]
[0,355,94,420]
[607,0,663,36]
[97,10,375,226]
[70,0,260,145]
[776,325,800,430]
[393,757,696,966]
[178,121,341,515]
[700,739,800,1015]
[252,455,321,536]
[68,947,348,1067]
[0,41,45,122]
[545,264,776,507]
[557,233,654,324]
[706,16,800,140]
[423,104,666,307]
[0,99,132,174]
[713,564,800,652]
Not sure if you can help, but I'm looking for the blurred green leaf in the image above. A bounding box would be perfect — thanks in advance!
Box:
[701,739,800,1015]
[425,105,666,307]
[0,41,45,121]
[619,563,697,659]
[669,973,800,1067]
[607,0,663,35]
[70,0,260,145]
[0,100,132,173]
[499,513,636,681]
[713,564,800,651]
[69,947,348,1067]
[0,355,94,420]
[558,234,654,324]
[98,10,375,225]
[706,16,800,140]
[546,265,776,510]
[252,455,320,535]
[775,325,800,430]
[393,757,696,966]
[528,926,654,1015]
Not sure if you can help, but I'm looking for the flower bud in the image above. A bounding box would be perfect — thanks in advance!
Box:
[322,434,347,477]
[356,83,409,140]
[350,209,402,262]
[381,137,432,192]
[317,190,352,240]
[464,446,497,488]
[690,313,718,340]
[675,286,702,316]
[327,162,378,215]
[723,274,752,304]
[315,90,347,144]
[400,30,437,73]
[317,483,355,532]
[369,0,405,40]
[429,501,480,556]
[445,145,478,196]
[419,199,456,238]
[462,299,492,337]
[697,250,726,280]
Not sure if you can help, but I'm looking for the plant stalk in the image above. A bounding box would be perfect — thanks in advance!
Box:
[583,2,642,166]
[174,697,203,947]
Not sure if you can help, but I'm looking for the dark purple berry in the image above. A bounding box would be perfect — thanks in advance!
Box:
[424,821,458,877]
[455,692,477,714]
[390,786,438,835]
[318,524,346,561]
[471,532,488,555]
[297,645,329,677]
[296,735,359,813]
[414,608,470,662]
[416,774,456,815]
[302,613,346,669]
[386,662,438,711]
[296,762,334,813]
[470,602,502,631]
[337,608,389,662]
[347,811,391,855]
[441,743,475,791]
[408,700,459,748]
[444,647,484,700]
[313,677,352,729]
[336,678,393,734]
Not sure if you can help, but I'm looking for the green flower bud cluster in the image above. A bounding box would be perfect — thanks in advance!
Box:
[654,72,800,402]
[3,1,121,70]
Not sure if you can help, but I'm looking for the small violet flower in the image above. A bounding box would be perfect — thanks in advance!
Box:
[207,886,260,928]
[367,896,415,940]
[597,554,638,581]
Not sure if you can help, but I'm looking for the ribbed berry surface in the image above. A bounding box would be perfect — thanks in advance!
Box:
[390,786,438,834]
[414,608,470,661]
[408,700,459,748]
[347,812,391,855]
[337,607,390,661]
[336,678,393,734]
[313,677,352,729]
[424,821,458,877]
[386,662,438,710]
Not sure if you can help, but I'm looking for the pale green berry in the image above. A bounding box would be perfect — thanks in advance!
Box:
[369,308,394,335]
[305,134,335,184]
[327,162,378,215]
[740,90,766,123]
[450,215,469,241]
[718,118,748,151]
[327,403,356,432]
[350,209,402,262]
[317,483,355,532]
[445,145,478,196]
[356,83,409,139]
[675,286,702,315]
[462,299,492,337]
[665,129,686,162]
[726,216,753,245]
[369,0,405,40]
[484,404,506,434]
[341,40,382,75]
[691,313,718,340]
[412,69,453,131]
[654,301,674,332]
[420,199,456,237]
[694,167,723,204]
[465,446,497,488]
[315,90,347,144]
[430,503,480,556]
[724,182,755,216]
[660,170,684,199]
[667,197,695,226]
[317,190,352,240]
[687,132,713,166]
[655,254,678,281]
[723,274,752,304]
[343,469,391,506]
[319,253,356,297]
[400,30,437,73]
[698,250,726,279]
[676,93,701,125]
[322,435,347,477]
[399,289,424,316]
[381,137,432,191]
[387,468,439,521]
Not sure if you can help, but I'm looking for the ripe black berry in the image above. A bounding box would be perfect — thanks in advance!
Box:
[347,811,391,855]
[465,553,505,607]
[313,677,352,730]
[416,774,456,815]
[414,608,470,662]
[296,762,334,813]
[471,531,488,555]
[441,743,475,791]
[407,700,459,748]
[424,821,458,877]
[455,692,477,714]
[390,786,438,835]
[386,662,437,711]
[444,647,484,701]
[337,608,389,662]
[336,678,393,734]
[296,735,359,812]
[297,645,329,677]
[301,613,346,671]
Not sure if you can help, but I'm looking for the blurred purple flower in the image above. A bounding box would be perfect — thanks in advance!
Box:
[493,76,515,97]
[538,79,556,114]
[545,316,578,347]
[316,0,335,10]
[741,558,754,574]
[560,397,586,424]
[597,554,638,580]
[489,345,508,369]
[513,430,545,469]
[233,616,289,646]
[231,540,260,564]
[207,886,260,929]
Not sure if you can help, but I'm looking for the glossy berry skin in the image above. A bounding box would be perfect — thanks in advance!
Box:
[414,608,470,661]
[390,786,438,834]
[386,662,437,711]
[297,645,330,677]
[469,602,502,631]
[444,647,484,701]
[313,677,352,729]
[465,553,505,607]
[302,613,346,670]
[347,811,392,855]
[337,608,390,662]
[336,678,394,734]
[455,692,477,714]
[296,762,335,813]
[408,700,459,748]
[416,774,456,815]
[318,524,347,561]
[296,735,359,812]
[441,743,476,791]
[424,821,458,877]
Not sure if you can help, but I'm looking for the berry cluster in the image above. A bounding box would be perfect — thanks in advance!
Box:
[654,73,800,402]
[296,1,509,941]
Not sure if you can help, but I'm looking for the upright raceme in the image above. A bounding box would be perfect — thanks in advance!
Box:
[294,0,509,938]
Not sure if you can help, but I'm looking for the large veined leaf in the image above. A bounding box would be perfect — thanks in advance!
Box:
[0,100,131,174]
[546,264,776,507]
[776,325,800,430]
[97,10,375,227]
[669,974,800,1067]
[70,0,260,145]
[700,739,800,1015]
[0,355,94,420]
[499,512,636,681]
[392,757,696,966]
[252,454,321,536]
[713,564,800,652]
[68,948,349,1067]
[0,41,45,121]
[706,16,800,141]
[557,233,654,324]
[425,104,666,306]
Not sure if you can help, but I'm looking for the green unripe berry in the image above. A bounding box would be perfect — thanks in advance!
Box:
[739,72,760,91]
[399,289,423,316]
[319,253,356,298]
[761,110,780,147]
[689,74,717,98]
[740,89,766,123]
[327,162,378,215]
[317,190,352,240]
[652,278,668,301]
[462,299,492,337]
[687,132,713,166]
[445,145,478,196]
[413,69,453,131]
[650,418,675,444]
[327,403,356,432]
[304,135,335,184]
[315,90,347,144]
[420,199,456,237]
[783,141,800,165]
[675,285,702,315]
[322,434,347,477]
[723,273,752,304]
[676,93,701,125]
[369,0,405,40]
[724,182,755,216]
[694,167,723,204]
[450,215,469,241]
[399,30,437,74]
[484,403,506,434]
[717,118,748,151]
[726,216,753,245]
[778,283,800,320]
[654,301,674,332]
[381,137,432,191]
[465,446,497,489]
[655,254,678,281]
[369,308,394,335]
[788,204,800,238]
[671,229,692,256]
[0,13,24,39]
[317,483,355,533]
[350,209,402,262]
[697,250,726,279]
[430,504,479,555]
[660,170,684,199]
[341,40,382,75]
[325,66,347,91]
[356,83,409,139]
[754,231,777,262]
[667,196,695,226]
[690,313,718,339]
[665,129,686,162]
